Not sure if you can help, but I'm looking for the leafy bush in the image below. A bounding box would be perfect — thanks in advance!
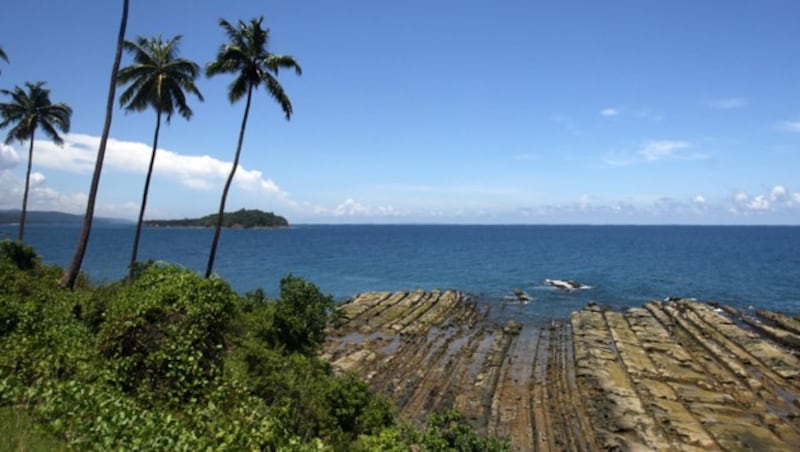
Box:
[0,260,91,385]
[267,274,337,355]
[97,264,236,406]
[241,348,394,448]
[0,240,39,270]
[422,409,510,451]
[0,247,508,450]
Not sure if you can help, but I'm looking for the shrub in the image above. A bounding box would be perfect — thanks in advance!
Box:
[0,240,39,270]
[268,275,336,355]
[326,372,394,437]
[422,409,510,451]
[239,341,394,448]
[97,264,236,406]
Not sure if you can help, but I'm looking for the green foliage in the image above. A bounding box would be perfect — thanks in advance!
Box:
[269,274,337,354]
[0,239,39,270]
[97,264,236,406]
[327,372,395,438]
[0,247,508,450]
[145,208,288,228]
[0,81,72,146]
[240,346,395,447]
[0,259,90,385]
[206,17,301,116]
[422,409,510,451]
[118,34,203,121]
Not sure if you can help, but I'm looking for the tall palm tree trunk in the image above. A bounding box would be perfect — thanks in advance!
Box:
[18,131,35,242]
[61,0,129,289]
[205,84,253,278]
[128,107,161,279]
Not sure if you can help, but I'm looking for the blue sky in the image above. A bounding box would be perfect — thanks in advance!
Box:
[1,1,799,224]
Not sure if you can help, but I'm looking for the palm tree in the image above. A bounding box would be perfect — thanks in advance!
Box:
[204,17,301,278]
[0,82,72,242]
[118,35,203,279]
[0,45,8,74]
[61,0,129,289]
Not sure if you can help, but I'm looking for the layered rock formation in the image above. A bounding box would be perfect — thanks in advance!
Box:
[323,291,800,451]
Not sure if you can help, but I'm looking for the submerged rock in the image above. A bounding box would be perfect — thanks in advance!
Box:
[324,291,800,451]
[544,278,590,290]
[512,288,532,303]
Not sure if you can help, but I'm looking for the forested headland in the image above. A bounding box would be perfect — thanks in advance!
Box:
[145,208,288,228]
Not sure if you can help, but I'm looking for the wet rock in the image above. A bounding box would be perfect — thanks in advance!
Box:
[502,320,522,335]
[323,292,800,451]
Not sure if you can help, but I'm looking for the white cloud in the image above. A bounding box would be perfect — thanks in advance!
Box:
[12,133,294,204]
[0,144,20,170]
[333,198,402,217]
[730,185,800,214]
[693,195,706,205]
[29,172,46,187]
[749,195,770,210]
[0,170,21,209]
[778,120,800,132]
[770,185,787,201]
[639,140,691,161]
[600,108,619,117]
[334,198,369,216]
[0,168,87,213]
[604,140,708,167]
[706,97,747,110]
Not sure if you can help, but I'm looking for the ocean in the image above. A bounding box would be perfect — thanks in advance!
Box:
[3,224,799,324]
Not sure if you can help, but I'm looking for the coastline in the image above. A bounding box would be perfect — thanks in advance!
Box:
[325,290,800,450]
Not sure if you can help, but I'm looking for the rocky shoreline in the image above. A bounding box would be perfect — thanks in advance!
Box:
[323,290,800,451]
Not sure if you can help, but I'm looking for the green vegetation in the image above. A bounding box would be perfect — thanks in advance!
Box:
[0,81,72,242]
[118,34,204,279]
[204,16,302,278]
[146,208,289,228]
[0,241,507,450]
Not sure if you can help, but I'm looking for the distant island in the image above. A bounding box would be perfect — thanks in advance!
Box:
[0,210,130,225]
[145,209,288,229]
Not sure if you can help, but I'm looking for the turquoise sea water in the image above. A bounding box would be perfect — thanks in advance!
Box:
[3,224,799,324]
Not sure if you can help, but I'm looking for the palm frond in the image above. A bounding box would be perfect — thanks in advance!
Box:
[263,74,293,120]
[0,81,72,146]
[208,16,300,112]
[39,119,65,146]
[264,54,302,76]
[227,75,249,103]
[118,34,202,119]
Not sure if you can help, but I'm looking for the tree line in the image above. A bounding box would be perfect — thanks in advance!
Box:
[0,1,300,287]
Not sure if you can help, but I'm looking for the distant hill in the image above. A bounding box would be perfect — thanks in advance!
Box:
[145,209,288,229]
[0,210,130,225]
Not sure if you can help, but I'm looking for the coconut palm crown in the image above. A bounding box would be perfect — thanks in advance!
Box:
[118,35,203,122]
[203,16,301,278]
[0,81,72,241]
[206,16,301,117]
[117,34,203,278]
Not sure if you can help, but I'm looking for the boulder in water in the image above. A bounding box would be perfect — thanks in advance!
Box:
[544,279,590,291]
